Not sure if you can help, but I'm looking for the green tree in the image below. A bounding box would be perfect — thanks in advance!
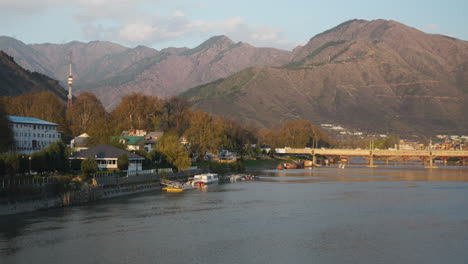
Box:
[81,157,98,178]
[254,144,262,155]
[268,147,277,157]
[0,103,14,153]
[185,110,223,161]
[5,154,20,178]
[118,153,129,171]
[157,132,191,170]
[45,141,69,172]
[0,155,6,176]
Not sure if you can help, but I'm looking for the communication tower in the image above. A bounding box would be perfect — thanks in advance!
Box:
[67,52,73,109]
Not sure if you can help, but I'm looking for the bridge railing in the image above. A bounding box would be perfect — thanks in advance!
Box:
[284,148,468,157]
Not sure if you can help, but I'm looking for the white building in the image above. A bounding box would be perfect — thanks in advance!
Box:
[70,133,90,152]
[7,115,61,154]
[70,144,145,172]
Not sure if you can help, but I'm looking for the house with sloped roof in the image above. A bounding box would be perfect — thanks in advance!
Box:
[70,144,145,171]
[70,133,90,152]
[118,136,145,151]
[144,131,164,152]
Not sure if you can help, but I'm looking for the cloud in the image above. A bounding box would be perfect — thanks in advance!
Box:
[0,0,297,49]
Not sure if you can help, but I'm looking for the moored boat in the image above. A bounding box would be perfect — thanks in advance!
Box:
[284,163,298,169]
[193,173,219,185]
[162,185,195,192]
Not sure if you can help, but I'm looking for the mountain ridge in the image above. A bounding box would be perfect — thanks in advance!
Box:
[0,51,67,100]
[182,19,468,135]
[0,35,291,108]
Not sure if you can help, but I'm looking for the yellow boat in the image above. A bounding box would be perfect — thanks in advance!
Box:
[162,187,184,192]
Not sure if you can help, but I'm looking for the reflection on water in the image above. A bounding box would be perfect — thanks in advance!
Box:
[1,165,468,264]
[259,165,468,183]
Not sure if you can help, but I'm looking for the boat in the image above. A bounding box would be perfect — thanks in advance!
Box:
[304,160,313,167]
[162,186,195,192]
[193,173,219,185]
[284,163,298,169]
[162,187,184,192]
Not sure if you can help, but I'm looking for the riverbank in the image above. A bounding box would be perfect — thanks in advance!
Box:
[0,169,202,216]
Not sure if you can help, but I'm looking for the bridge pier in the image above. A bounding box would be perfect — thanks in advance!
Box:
[312,154,317,166]
[425,153,438,169]
[367,151,378,168]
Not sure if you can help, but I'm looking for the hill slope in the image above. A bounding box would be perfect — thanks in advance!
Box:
[0,51,67,100]
[183,19,468,135]
[0,36,291,109]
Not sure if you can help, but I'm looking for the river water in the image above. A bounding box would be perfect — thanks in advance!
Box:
[1,165,468,264]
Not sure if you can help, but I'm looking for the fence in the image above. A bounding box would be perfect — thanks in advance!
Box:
[126,169,157,177]
[1,176,56,189]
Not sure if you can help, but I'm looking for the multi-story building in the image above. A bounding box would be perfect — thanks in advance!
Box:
[7,115,62,154]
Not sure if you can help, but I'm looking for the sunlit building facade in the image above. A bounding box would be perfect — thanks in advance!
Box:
[7,115,61,154]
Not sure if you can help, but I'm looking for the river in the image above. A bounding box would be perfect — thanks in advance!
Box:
[1,165,468,264]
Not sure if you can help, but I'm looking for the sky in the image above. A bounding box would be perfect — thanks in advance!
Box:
[0,0,467,50]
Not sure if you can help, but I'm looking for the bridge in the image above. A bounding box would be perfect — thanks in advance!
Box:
[283,148,468,168]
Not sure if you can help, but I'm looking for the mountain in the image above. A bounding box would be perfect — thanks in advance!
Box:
[85,35,291,108]
[0,35,291,109]
[183,19,468,135]
[0,51,67,100]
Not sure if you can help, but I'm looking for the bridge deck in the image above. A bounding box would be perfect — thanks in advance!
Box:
[285,148,468,157]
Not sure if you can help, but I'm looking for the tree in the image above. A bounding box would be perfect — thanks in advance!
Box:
[279,120,316,148]
[254,144,262,155]
[0,102,14,153]
[66,92,107,137]
[268,147,277,157]
[45,141,69,172]
[262,120,335,148]
[29,141,69,173]
[156,132,191,170]
[217,116,257,153]
[5,154,20,178]
[160,97,191,135]
[81,157,98,178]
[1,91,69,139]
[184,111,224,161]
[112,93,163,131]
[118,153,129,171]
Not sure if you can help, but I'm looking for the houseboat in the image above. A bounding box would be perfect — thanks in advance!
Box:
[193,173,219,185]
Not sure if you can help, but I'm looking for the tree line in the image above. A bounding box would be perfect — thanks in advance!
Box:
[0,91,335,174]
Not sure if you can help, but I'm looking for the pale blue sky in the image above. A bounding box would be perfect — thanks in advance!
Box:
[0,0,466,50]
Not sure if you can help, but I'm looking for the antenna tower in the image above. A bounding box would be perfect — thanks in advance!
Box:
[67,52,73,109]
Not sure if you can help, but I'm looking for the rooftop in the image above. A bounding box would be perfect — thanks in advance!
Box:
[7,115,58,126]
[70,144,145,160]
[119,136,145,145]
